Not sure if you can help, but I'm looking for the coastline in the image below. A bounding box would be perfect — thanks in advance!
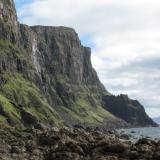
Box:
[0,125,160,160]
[117,126,160,143]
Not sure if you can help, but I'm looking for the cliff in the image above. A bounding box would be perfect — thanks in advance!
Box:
[103,94,157,126]
[0,0,156,129]
[153,116,160,124]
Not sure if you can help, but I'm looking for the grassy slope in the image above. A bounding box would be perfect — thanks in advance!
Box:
[55,74,116,125]
[0,39,64,127]
[0,39,117,127]
[0,73,64,126]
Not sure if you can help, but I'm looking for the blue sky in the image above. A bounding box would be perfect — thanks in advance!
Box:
[14,0,94,47]
[14,0,160,118]
[14,0,32,9]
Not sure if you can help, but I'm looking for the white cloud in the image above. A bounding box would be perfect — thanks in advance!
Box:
[15,0,160,118]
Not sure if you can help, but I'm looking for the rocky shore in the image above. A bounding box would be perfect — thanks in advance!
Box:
[0,1,159,160]
[0,125,160,160]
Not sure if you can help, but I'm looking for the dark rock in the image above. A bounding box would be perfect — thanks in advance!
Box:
[104,143,129,153]
[0,0,19,42]
[39,133,60,146]
[11,146,25,154]
[131,131,136,133]
[21,110,40,127]
[119,134,131,140]
[102,94,157,127]
[127,151,139,159]
[153,152,160,160]
[136,138,154,146]
[0,125,159,160]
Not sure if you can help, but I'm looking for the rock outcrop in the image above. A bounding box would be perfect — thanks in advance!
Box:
[102,94,157,126]
[0,0,157,130]
[0,0,19,42]
[0,125,160,160]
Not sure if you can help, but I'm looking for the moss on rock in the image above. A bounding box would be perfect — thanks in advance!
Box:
[0,94,21,124]
[0,73,64,127]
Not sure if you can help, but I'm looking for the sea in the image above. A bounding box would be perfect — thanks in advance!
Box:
[117,126,160,143]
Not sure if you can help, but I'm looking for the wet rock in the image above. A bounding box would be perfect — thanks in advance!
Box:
[131,131,136,133]
[11,146,25,154]
[136,138,154,146]
[95,156,118,160]
[104,143,129,153]
[0,125,160,160]
[153,152,160,160]
[127,150,139,159]
[38,133,60,146]
[119,134,131,140]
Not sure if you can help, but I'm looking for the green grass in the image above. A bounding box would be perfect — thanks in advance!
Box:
[73,97,115,124]
[0,73,64,126]
[0,39,21,58]
[1,73,35,106]
[53,77,115,125]
[58,91,115,125]
[0,38,35,79]
[0,115,6,123]
[0,94,21,123]
[55,74,69,84]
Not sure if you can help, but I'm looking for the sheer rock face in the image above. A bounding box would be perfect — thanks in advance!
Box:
[0,0,19,42]
[0,0,157,129]
[20,25,106,89]
[102,94,157,127]
[18,24,118,129]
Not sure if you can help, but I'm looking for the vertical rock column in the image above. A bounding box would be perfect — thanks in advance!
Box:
[0,0,19,42]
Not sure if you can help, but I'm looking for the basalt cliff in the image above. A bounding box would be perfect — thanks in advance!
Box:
[0,0,157,131]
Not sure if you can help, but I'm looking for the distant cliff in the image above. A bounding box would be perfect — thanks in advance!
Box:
[0,0,157,130]
[103,94,157,127]
[153,117,160,124]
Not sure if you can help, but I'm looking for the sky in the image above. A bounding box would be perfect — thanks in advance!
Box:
[14,0,160,118]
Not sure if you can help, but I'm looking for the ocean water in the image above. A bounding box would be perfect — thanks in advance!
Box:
[117,127,160,142]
